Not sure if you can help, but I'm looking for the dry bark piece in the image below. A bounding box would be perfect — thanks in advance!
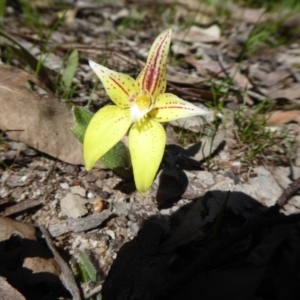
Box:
[0,64,83,165]
[0,199,42,217]
[48,209,112,237]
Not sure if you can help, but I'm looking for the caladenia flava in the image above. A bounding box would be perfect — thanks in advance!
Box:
[84,28,209,193]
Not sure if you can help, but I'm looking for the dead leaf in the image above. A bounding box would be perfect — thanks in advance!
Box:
[171,42,190,56]
[23,256,61,284]
[185,55,210,78]
[109,8,129,22]
[268,84,300,101]
[198,60,253,89]
[268,110,300,125]
[0,65,83,165]
[277,51,300,66]
[249,65,290,87]
[173,25,221,43]
[0,216,36,241]
[0,217,61,288]
[57,8,79,24]
[227,3,266,24]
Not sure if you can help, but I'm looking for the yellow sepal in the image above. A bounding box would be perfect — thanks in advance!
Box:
[149,93,208,122]
[84,106,132,170]
[89,60,139,108]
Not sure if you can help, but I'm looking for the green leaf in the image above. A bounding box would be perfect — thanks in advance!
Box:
[96,293,102,300]
[62,50,78,89]
[70,106,131,174]
[77,251,98,283]
[70,106,93,144]
[77,260,89,283]
[0,29,53,90]
[0,0,6,27]
[101,139,130,173]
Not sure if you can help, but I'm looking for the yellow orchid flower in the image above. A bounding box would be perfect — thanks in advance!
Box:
[84,28,209,193]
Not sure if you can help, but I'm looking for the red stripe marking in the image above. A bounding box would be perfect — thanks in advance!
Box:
[109,76,128,96]
[154,106,194,110]
[142,32,170,95]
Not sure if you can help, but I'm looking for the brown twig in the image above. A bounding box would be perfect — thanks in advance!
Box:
[217,51,232,79]
[209,79,266,101]
[84,284,102,299]
[39,225,81,300]
[284,63,300,83]
[276,176,300,207]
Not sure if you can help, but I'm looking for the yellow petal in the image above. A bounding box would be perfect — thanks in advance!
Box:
[129,118,166,193]
[149,93,209,122]
[136,28,172,99]
[84,106,132,170]
[89,60,139,108]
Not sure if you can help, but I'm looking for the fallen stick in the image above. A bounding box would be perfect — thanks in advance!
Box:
[48,210,112,237]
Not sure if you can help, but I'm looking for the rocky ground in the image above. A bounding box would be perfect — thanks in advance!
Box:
[1,1,300,299]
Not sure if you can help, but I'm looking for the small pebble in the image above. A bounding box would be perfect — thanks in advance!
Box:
[70,186,86,198]
[98,246,107,255]
[87,192,94,199]
[93,198,105,213]
[60,182,70,190]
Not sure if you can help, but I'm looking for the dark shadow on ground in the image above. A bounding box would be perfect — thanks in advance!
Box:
[102,190,300,300]
[0,231,71,300]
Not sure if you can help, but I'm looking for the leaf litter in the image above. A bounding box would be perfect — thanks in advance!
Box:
[0,65,83,165]
[1,0,300,299]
